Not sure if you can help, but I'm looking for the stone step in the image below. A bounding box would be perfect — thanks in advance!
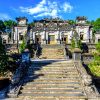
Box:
[30,66,75,69]
[31,62,71,65]
[17,96,86,100]
[21,86,83,90]
[23,81,81,85]
[40,57,65,59]
[29,67,76,71]
[41,55,64,56]
[23,85,81,89]
[19,97,86,100]
[24,76,80,80]
[28,67,76,70]
[31,72,79,78]
[21,89,84,92]
[31,63,73,65]
[23,82,81,88]
[25,80,81,83]
[26,74,79,78]
[19,93,85,98]
[24,81,81,84]
[40,55,64,57]
[29,65,75,68]
[27,70,78,73]
[25,76,79,80]
[20,90,84,94]
[41,53,64,54]
[16,60,86,100]
[34,71,78,74]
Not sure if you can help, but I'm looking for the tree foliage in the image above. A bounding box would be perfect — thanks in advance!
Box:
[71,37,75,49]
[4,20,17,34]
[95,41,100,53]
[19,38,26,53]
[89,42,100,77]
[0,20,6,32]
[0,35,8,74]
[4,20,17,29]
[93,18,100,31]
[68,20,75,25]
[71,37,82,50]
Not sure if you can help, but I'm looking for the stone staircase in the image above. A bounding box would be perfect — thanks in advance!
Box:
[39,45,65,59]
[16,60,87,100]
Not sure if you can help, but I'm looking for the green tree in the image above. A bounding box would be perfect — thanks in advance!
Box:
[93,18,100,31]
[4,20,17,38]
[71,37,82,50]
[68,20,75,25]
[0,35,8,74]
[88,42,100,77]
[19,33,27,53]
[28,22,35,27]
[0,20,6,32]
[4,20,17,29]
[19,38,26,53]
[71,37,75,49]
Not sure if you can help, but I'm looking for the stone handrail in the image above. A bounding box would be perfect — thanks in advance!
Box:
[7,61,30,98]
[74,61,99,99]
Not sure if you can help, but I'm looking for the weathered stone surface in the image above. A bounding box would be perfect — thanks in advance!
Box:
[74,61,99,99]
[16,60,87,100]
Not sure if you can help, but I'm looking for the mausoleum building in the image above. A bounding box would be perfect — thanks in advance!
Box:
[14,16,93,44]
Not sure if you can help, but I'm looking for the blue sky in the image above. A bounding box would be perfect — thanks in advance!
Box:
[0,0,100,22]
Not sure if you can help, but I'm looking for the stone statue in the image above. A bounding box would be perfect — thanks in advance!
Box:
[73,30,79,48]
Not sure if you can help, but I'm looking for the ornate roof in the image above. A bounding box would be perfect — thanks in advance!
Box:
[33,18,74,31]
[16,17,28,22]
[76,16,87,21]
[36,18,64,23]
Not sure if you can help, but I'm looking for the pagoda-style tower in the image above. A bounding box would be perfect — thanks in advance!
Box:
[75,16,93,43]
[16,17,28,26]
[14,17,28,44]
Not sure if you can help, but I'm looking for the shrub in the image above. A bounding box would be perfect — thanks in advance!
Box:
[96,41,100,53]
[71,37,75,49]
[88,42,100,77]
[0,35,8,75]
[19,38,26,53]
[71,37,82,50]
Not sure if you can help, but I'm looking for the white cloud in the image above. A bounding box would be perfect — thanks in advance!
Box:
[63,2,73,13]
[19,0,73,18]
[0,13,12,20]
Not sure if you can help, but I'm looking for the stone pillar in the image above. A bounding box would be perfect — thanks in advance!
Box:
[73,48,82,61]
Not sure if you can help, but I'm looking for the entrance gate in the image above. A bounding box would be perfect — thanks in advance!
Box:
[48,35,56,44]
[62,35,68,44]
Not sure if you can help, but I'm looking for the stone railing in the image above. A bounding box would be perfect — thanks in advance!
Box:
[72,49,100,99]
[7,61,30,97]
[74,61,99,99]
[7,50,30,98]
